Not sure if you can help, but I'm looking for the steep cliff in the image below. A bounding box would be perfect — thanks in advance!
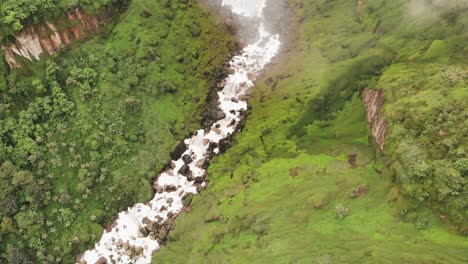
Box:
[362,89,387,151]
[1,8,115,68]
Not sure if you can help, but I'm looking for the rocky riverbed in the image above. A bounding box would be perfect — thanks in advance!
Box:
[81,0,281,263]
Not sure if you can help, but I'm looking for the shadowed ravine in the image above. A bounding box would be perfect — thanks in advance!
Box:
[81,1,280,263]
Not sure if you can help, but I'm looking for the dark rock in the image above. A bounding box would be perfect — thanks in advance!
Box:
[218,138,232,153]
[186,174,195,182]
[96,257,108,264]
[139,226,148,236]
[164,185,177,193]
[239,94,248,101]
[142,217,151,225]
[231,97,239,103]
[182,154,193,164]
[170,141,187,160]
[194,176,204,184]
[178,164,191,176]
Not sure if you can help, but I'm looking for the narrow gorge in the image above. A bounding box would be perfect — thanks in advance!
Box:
[0,0,466,263]
[82,1,281,263]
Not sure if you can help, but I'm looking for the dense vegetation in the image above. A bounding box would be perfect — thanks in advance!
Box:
[359,1,468,231]
[0,0,234,263]
[0,0,123,43]
[155,0,468,262]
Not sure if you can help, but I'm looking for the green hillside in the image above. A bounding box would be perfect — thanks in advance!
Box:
[0,0,234,263]
[155,0,468,262]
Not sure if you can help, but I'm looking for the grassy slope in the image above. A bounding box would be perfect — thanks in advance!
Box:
[0,0,234,263]
[155,0,468,263]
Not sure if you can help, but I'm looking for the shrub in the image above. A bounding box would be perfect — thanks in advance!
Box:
[335,203,350,219]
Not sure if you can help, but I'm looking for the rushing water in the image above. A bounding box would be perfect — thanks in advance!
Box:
[82,1,280,263]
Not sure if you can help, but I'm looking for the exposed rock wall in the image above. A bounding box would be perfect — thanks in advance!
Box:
[362,89,387,151]
[1,8,114,68]
[356,0,366,17]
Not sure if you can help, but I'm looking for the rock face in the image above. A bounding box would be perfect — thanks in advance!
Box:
[356,0,366,17]
[1,8,114,68]
[362,89,387,151]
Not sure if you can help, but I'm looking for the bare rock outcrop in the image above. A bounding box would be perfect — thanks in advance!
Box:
[362,89,387,151]
[2,8,115,68]
[356,0,366,17]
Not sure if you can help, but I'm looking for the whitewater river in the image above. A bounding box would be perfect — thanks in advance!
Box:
[82,0,280,263]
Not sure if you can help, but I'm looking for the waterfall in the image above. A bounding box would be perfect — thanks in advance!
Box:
[82,1,280,263]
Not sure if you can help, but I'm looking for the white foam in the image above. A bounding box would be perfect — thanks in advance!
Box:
[81,1,280,263]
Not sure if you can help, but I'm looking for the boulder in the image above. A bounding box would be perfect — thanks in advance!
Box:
[178,164,191,176]
[96,257,107,264]
[182,154,193,164]
[139,226,148,236]
[170,141,187,160]
[164,185,178,193]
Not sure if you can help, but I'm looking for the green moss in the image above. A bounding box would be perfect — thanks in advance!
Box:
[424,40,448,60]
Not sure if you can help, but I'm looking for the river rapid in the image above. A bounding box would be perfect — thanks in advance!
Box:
[82,1,280,263]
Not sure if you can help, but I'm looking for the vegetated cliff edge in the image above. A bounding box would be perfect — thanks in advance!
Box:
[1,6,121,68]
[359,0,468,232]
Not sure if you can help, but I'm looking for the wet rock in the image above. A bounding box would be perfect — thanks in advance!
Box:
[201,159,210,169]
[170,141,187,160]
[350,184,368,198]
[96,257,108,264]
[139,226,148,236]
[186,174,196,182]
[178,164,191,176]
[231,97,239,103]
[194,176,204,184]
[154,184,163,193]
[218,138,232,154]
[142,217,151,225]
[145,222,154,233]
[167,197,174,204]
[182,154,193,164]
[212,127,222,134]
[136,246,144,255]
[170,161,176,169]
[211,108,226,120]
[239,94,248,101]
[164,185,178,192]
